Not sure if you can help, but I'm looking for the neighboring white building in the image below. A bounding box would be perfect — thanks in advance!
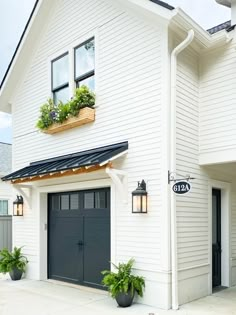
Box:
[1,0,236,310]
[0,143,12,216]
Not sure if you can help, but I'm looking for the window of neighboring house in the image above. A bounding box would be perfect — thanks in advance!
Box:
[0,200,8,215]
[74,38,95,91]
[52,53,69,104]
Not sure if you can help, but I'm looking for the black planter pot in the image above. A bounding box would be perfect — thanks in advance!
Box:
[9,268,23,281]
[115,290,135,307]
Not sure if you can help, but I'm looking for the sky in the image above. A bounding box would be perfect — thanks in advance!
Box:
[0,0,231,144]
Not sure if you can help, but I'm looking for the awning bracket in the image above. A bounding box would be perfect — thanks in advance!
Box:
[106,167,128,204]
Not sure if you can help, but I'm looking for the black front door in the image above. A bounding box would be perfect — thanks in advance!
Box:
[48,188,110,289]
[212,189,221,288]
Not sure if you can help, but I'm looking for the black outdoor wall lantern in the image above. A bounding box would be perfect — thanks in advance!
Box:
[13,195,24,216]
[132,180,148,213]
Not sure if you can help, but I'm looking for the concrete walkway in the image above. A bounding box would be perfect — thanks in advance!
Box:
[0,276,236,315]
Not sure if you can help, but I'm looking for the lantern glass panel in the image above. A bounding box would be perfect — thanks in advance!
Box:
[132,195,142,213]
[13,196,24,216]
[142,195,147,213]
[13,204,23,216]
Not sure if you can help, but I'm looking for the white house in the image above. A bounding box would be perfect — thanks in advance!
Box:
[0,142,12,216]
[1,0,236,310]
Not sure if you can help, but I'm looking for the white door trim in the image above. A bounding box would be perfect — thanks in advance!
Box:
[208,180,231,294]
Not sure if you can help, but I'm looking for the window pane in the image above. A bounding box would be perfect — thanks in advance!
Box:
[0,200,8,215]
[78,76,95,91]
[95,191,106,208]
[70,194,79,210]
[75,39,95,78]
[84,192,94,209]
[54,86,69,105]
[51,195,60,211]
[61,195,69,210]
[52,54,69,89]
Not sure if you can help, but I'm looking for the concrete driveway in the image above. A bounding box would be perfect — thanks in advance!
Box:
[1,276,236,315]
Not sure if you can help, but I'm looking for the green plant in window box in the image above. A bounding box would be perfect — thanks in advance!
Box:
[36,85,95,131]
[57,101,71,123]
[36,98,56,130]
[69,85,95,117]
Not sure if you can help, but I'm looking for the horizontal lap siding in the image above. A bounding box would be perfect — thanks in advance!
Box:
[176,47,209,270]
[12,0,163,271]
[200,44,236,153]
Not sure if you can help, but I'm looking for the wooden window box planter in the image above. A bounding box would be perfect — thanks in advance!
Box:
[43,107,95,134]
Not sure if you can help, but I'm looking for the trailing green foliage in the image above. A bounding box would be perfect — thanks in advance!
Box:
[101,258,145,298]
[36,86,95,130]
[36,98,55,130]
[0,247,28,274]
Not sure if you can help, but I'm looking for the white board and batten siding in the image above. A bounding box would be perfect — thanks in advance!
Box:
[11,0,170,308]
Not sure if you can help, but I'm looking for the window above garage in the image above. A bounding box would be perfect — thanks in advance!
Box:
[75,38,95,91]
[51,52,69,105]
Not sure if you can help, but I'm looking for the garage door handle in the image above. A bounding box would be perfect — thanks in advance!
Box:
[77,241,84,247]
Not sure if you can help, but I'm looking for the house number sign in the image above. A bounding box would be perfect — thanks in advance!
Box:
[172,181,191,195]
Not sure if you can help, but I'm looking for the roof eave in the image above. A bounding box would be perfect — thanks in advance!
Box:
[112,0,173,24]
[170,8,230,51]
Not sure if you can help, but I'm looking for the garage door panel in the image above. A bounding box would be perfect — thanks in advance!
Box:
[49,217,83,282]
[48,188,110,289]
[83,217,110,287]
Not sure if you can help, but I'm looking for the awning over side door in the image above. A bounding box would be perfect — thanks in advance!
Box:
[1,142,128,184]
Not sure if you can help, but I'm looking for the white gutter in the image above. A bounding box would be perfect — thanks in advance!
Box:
[170,29,194,310]
[170,8,230,49]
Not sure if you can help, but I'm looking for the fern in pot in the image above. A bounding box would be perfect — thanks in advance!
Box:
[0,247,28,281]
[101,258,145,307]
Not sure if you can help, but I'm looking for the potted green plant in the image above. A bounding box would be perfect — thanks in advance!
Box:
[0,247,28,281]
[101,258,145,307]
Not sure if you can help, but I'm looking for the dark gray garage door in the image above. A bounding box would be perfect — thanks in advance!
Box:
[48,188,110,289]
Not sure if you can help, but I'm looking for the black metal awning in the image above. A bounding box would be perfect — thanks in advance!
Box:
[2,142,128,183]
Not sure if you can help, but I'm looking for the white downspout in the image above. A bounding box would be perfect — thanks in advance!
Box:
[170,30,194,310]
